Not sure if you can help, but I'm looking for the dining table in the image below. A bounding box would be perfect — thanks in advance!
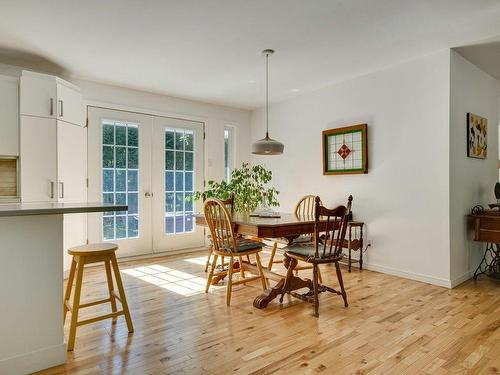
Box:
[194,212,333,309]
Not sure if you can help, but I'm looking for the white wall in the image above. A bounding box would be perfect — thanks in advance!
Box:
[449,51,500,286]
[251,51,453,286]
[74,79,251,183]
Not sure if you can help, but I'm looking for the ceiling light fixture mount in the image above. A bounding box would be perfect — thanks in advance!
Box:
[252,49,284,155]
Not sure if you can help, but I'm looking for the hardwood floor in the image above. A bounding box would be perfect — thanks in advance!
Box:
[35,249,500,375]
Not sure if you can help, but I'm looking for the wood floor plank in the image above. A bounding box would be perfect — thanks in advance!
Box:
[33,250,500,375]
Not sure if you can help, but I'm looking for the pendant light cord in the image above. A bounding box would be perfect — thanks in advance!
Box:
[265,51,269,138]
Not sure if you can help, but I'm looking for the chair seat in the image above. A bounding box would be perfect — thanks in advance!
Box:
[285,243,316,258]
[220,238,264,254]
[68,243,118,256]
[286,242,344,262]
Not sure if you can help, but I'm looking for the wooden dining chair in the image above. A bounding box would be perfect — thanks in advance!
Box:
[204,198,267,306]
[267,195,323,283]
[283,195,352,317]
[203,193,235,273]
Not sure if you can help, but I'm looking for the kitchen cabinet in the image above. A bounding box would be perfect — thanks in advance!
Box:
[20,70,83,126]
[57,120,86,202]
[19,116,57,202]
[0,74,19,156]
[20,117,86,203]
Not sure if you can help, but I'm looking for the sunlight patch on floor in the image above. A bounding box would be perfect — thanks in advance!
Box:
[183,256,208,266]
[122,264,221,296]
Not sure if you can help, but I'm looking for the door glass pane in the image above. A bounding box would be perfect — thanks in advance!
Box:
[165,128,195,234]
[101,121,140,240]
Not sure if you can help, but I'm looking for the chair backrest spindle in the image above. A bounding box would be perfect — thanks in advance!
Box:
[204,198,237,255]
[314,195,353,260]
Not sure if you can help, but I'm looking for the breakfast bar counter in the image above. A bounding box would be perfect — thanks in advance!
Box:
[0,202,126,375]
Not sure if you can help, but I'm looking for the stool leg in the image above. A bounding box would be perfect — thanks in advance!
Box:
[105,259,118,321]
[110,254,134,333]
[67,257,85,351]
[63,258,77,323]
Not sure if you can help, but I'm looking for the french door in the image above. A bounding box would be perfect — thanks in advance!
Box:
[151,117,204,251]
[87,107,204,257]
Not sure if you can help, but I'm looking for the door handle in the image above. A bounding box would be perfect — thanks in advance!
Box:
[58,99,64,117]
[49,180,55,199]
[145,192,153,198]
[59,181,64,199]
[50,98,54,116]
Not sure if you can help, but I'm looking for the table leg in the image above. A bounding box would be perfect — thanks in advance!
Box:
[253,254,313,309]
[473,243,500,280]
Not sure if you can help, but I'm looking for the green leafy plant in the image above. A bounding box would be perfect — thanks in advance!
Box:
[194,162,280,213]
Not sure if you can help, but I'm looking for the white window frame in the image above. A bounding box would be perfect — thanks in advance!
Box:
[224,125,235,181]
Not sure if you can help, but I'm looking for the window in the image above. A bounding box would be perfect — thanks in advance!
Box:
[165,128,195,235]
[224,126,234,181]
[101,121,139,240]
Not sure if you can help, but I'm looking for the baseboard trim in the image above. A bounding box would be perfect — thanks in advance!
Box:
[0,343,66,375]
[363,262,452,288]
[450,269,474,288]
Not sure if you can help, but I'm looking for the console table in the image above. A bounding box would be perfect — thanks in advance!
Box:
[469,211,500,280]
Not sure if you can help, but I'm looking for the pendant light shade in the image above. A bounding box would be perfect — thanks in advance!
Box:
[252,134,284,155]
[252,49,284,155]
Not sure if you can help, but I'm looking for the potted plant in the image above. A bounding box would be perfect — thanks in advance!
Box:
[194,162,279,213]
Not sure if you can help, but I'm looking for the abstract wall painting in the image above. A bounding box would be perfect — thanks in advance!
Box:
[322,124,368,175]
[467,113,487,159]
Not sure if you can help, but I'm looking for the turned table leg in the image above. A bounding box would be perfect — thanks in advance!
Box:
[253,253,313,309]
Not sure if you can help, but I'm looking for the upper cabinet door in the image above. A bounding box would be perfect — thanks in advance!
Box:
[0,75,19,156]
[57,83,83,126]
[20,72,57,119]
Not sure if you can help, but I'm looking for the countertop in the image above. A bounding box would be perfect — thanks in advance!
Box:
[0,202,128,217]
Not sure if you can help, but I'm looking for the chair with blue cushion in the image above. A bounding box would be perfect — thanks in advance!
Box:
[204,198,267,306]
[283,195,352,317]
[203,192,235,273]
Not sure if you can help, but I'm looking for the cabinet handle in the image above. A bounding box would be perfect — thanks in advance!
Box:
[59,100,64,117]
[50,98,54,116]
[59,181,64,199]
[50,181,55,199]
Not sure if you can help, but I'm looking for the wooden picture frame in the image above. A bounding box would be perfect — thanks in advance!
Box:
[467,113,487,159]
[322,124,368,175]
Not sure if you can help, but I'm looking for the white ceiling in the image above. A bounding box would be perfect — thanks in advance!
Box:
[1,0,500,109]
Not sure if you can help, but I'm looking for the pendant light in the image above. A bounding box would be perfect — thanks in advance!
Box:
[252,49,284,155]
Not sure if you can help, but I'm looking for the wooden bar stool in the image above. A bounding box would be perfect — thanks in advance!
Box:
[63,243,134,351]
